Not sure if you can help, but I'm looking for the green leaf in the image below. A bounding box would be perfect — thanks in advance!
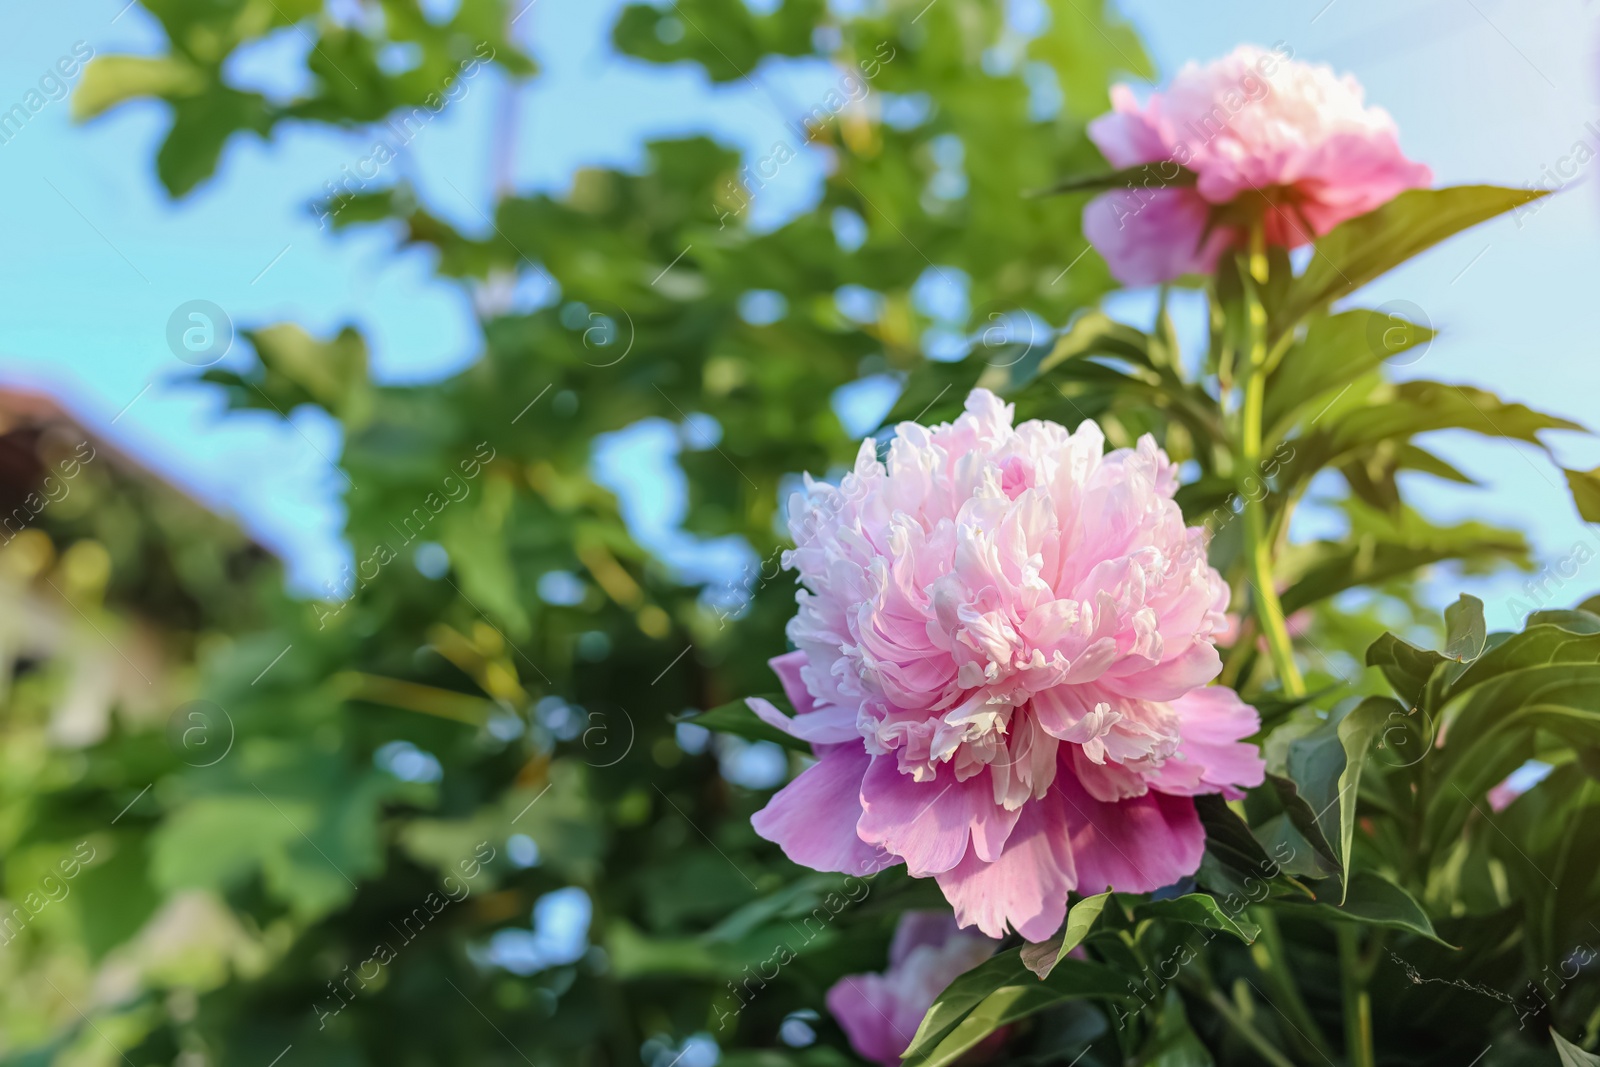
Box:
[1526,609,1600,635]
[1264,309,1435,438]
[1241,771,1344,883]
[1271,870,1451,946]
[904,953,1133,1067]
[1444,593,1489,663]
[1564,466,1600,523]
[156,89,275,197]
[612,0,826,81]
[1020,891,1110,979]
[203,323,373,426]
[1275,185,1550,330]
[1037,309,1154,374]
[1032,162,1197,197]
[673,697,809,752]
[1552,1028,1600,1066]
[1281,505,1527,618]
[1285,697,1396,899]
[1132,893,1259,944]
[1193,793,1282,901]
[1365,632,1448,707]
[73,54,207,120]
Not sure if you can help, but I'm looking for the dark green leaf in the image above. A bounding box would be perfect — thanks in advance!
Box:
[1032,162,1197,197]
[1271,870,1451,946]
[904,953,1133,1067]
[1275,185,1550,330]
[673,696,809,752]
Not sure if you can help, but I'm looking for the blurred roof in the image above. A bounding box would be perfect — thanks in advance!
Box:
[0,383,278,633]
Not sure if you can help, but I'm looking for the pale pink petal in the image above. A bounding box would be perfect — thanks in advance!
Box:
[826,973,909,1067]
[1084,46,1429,281]
[1146,687,1266,800]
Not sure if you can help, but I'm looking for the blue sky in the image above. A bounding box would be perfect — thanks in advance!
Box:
[5,0,1600,628]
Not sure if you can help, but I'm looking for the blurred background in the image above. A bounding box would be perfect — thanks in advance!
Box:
[0,0,1597,1064]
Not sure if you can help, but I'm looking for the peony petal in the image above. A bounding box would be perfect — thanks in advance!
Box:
[1083,187,1233,287]
[1146,686,1266,800]
[826,973,908,1067]
[1053,772,1205,894]
[745,697,860,745]
[768,649,816,714]
[857,758,1020,875]
[933,801,1077,941]
[751,748,893,876]
[888,911,965,968]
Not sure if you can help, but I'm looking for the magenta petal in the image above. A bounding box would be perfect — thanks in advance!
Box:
[826,973,908,1067]
[858,759,1019,876]
[745,697,859,745]
[828,913,1000,1067]
[751,748,892,876]
[933,801,1077,941]
[1082,188,1231,287]
[888,911,965,967]
[1054,773,1204,894]
[768,649,815,714]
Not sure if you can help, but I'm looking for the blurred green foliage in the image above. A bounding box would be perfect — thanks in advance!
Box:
[0,1,1592,1066]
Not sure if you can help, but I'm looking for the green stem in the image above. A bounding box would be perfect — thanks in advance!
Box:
[1237,228,1305,698]
[1338,926,1375,1067]
[1202,987,1298,1067]
[1251,909,1332,1058]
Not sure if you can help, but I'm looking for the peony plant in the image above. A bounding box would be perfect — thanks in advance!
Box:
[748,389,1264,940]
[686,43,1600,1067]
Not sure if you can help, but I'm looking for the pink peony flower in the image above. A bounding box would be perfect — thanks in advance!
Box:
[826,912,999,1067]
[1083,44,1433,285]
[750,390,1265,941]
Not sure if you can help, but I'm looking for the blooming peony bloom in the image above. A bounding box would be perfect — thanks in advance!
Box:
[826,912,999,1067]
[750,389,1265,941]
[1083,44,1432,285]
